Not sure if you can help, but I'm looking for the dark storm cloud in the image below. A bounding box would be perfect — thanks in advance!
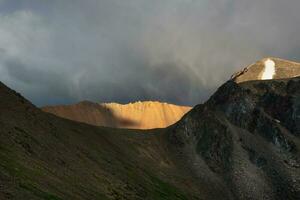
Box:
[0,0,300,106]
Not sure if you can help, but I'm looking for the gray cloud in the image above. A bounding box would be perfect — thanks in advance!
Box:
[0,0,300,106]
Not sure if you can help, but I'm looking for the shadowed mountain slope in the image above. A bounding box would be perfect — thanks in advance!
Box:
[0,81,201,200]
[42,101,191,129]
[0,65,300,199]
[168,76,300,199]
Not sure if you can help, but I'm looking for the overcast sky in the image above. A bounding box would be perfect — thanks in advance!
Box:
[0,0,299,106]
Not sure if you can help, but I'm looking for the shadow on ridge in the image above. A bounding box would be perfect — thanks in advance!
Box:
[42,101,140,129]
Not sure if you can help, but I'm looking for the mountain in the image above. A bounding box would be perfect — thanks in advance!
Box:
[42,101,191,129]
[168,76,300,199]
[231,57,300,83]
[0,58,299,199]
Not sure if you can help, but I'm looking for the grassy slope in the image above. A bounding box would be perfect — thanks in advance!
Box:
[0,82,198,200]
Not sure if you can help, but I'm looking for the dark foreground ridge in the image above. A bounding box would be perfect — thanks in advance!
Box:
[0,76,299,199]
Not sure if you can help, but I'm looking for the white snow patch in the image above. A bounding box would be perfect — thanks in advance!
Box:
[262,59,276,80]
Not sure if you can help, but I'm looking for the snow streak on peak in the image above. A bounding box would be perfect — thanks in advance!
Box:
[262,59,276,80]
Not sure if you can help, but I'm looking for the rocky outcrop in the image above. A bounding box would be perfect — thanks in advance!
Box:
[168,76,300,199]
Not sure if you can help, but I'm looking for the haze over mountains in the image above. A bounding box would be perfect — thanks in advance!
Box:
[42,101,191,129]
[0,58,299,199]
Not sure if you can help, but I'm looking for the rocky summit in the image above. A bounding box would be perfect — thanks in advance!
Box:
[0,59,299,199]
[231,57,300,83]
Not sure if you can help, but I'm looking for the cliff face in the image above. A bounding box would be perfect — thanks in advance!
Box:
[42,101,191,129]
[231,57,300,83]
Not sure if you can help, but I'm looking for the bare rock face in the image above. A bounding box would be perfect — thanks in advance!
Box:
[231,57,300,83]
[168,77,300,200]
[42,101,191,129]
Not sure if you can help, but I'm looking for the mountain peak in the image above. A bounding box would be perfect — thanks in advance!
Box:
[231,57,300,83]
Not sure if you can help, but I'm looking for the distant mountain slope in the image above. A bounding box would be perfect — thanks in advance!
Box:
[42,101,191,129]
[231,57,300,83]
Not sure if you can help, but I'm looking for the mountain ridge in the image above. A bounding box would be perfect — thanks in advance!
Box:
[42,101,192,129]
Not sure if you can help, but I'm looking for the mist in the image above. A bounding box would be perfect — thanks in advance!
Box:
[0,0,300,106]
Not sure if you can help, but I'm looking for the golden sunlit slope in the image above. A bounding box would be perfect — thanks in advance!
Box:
[231,57,300,83]
[42,101,191,129]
